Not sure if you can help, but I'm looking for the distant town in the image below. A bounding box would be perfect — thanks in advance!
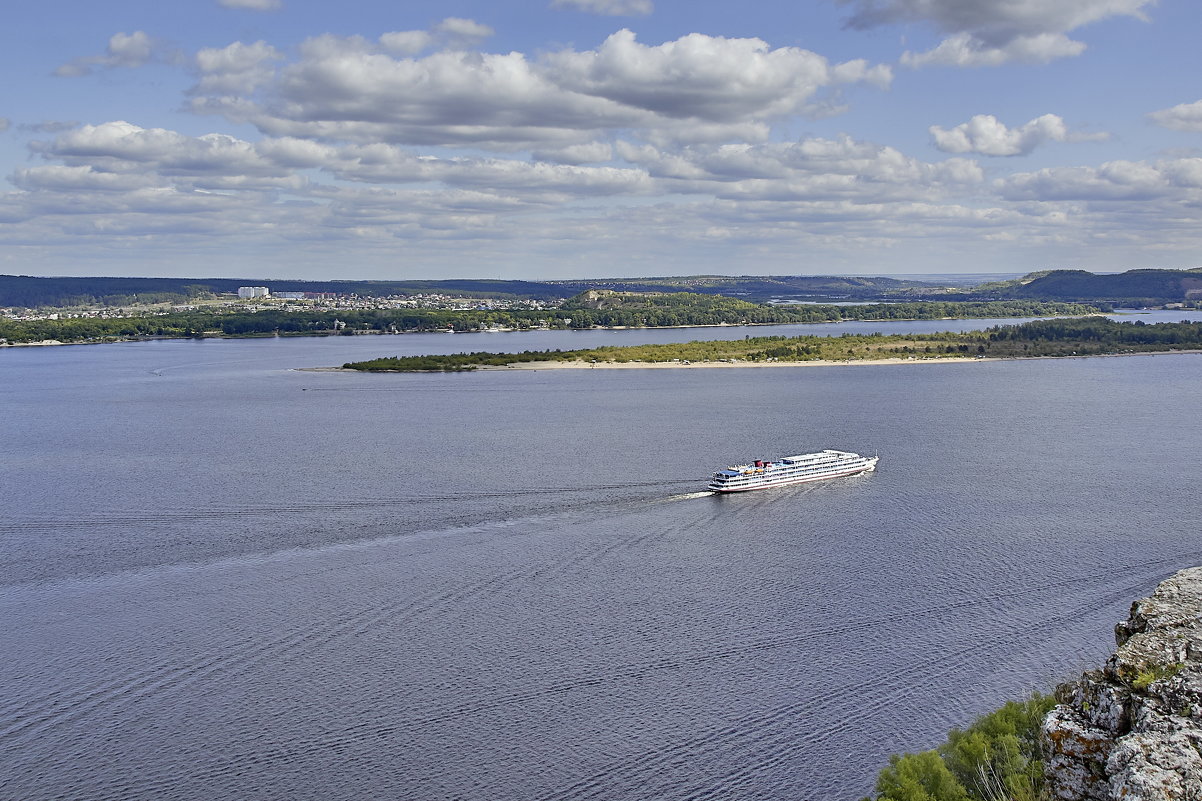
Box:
[2,285,561,323]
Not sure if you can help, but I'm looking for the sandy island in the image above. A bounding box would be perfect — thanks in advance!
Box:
[298,350,1202,373]
[298,357,987,372]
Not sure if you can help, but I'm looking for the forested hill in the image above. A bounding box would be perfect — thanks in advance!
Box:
[970,267,1202,304]
[550,275,938,300]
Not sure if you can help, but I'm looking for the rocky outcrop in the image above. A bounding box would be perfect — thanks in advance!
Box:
[1043,567,1202,800]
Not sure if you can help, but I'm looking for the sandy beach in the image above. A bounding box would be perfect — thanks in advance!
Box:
[491,356,991,369]
[301,349,1202,373]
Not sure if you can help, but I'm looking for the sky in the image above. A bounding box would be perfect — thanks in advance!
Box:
[3,0,1202,281]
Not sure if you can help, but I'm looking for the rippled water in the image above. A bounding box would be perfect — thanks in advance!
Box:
[3,313,1202,800]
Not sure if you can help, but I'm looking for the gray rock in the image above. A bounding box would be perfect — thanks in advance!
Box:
[1043,566,1202,801]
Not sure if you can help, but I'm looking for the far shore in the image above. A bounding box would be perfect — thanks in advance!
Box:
[1,309,1127,349]
[299,349,1202,373]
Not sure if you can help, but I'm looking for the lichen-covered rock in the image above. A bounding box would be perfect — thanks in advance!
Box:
[1043,706,1113,801]
[1043,566,1202,801]
[1108,728,1202,800]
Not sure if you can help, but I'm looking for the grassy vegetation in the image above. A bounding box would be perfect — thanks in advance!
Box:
[342,318,1202,371]
[1127,662,1184,692]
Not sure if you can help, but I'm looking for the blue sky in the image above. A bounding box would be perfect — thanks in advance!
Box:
[3,0,1201,280]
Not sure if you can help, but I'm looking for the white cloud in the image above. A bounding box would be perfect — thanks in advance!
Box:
[532,142,615,164]
[253,137,335,169]
[901,32,1086,67]
[551,0,653,16]
[104,31,155,65]
[830,58,893,89]
[217,0,282,10]
[335,152,653,198]
[379,31,433,56]
[432,18,495,47]
[1149,100,1202,133]
[193,41,283,95]
[241,48,632,150]
[55,31,166,77]
[546,30,886,122]
[24,121,985,212]
[26,121,648,201]
[931,114,1108,156]
[841,0,1154,67]
[33,121,295,184]
[0,118,10,133]
[841,0,1154,42]
[609,135,983,207]
[11,165,161,192]
[187,30,890,149]
[999,158,1202,202]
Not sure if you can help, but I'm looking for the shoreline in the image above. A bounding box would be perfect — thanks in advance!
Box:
[0,311,1117,348]
[302,349,1202,373]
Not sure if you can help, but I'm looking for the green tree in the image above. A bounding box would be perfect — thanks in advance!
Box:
[873,751,969,801]
[867,694,1054,801]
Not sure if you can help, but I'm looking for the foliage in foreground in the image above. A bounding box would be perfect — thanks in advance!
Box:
[867,694,1056,801]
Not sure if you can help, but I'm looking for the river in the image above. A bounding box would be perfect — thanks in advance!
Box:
[2,311,1201,800]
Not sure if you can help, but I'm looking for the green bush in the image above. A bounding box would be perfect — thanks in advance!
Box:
[868,694,1056,801]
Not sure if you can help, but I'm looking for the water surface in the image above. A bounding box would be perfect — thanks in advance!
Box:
[3,316,1201,800]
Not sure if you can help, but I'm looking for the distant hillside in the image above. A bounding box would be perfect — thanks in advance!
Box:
[968,268,1202,304]
[564,289,768,312]
[0,273,955,308]
[550,274,944,302]
[0,275,568,308]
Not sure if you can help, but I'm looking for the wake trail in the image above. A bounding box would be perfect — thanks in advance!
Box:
[0,480,703,535]
[0,500,713,753]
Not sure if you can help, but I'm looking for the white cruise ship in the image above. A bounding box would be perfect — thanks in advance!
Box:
[708,450,878,493]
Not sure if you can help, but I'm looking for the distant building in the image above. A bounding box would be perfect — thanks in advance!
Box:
[275,291,305,300]
[238,287,270,298]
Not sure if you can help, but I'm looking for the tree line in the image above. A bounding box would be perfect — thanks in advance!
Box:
[0,299,1101,345]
